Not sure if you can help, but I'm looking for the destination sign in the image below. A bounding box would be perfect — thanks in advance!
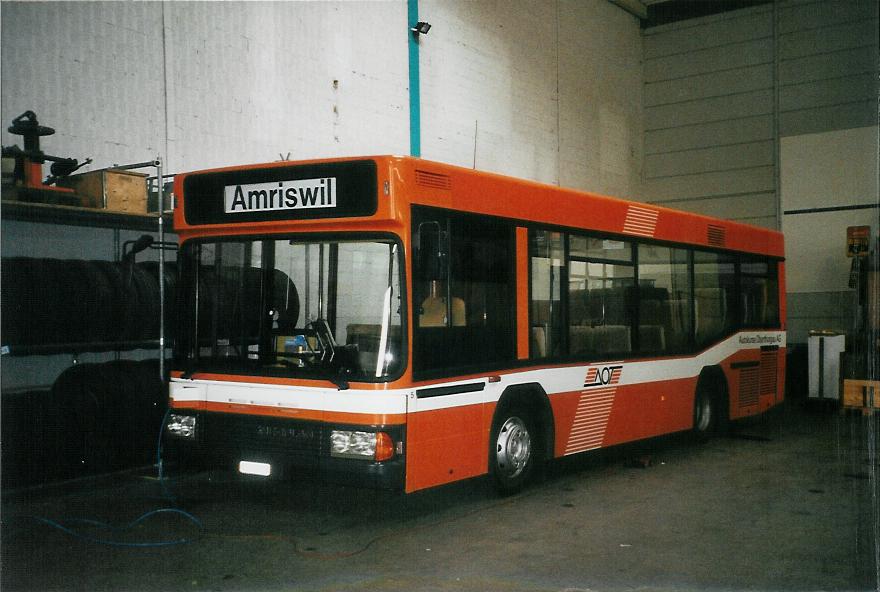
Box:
[224,178,336,213]
[182,160,377,225]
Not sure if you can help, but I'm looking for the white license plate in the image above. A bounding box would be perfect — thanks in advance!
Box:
[238,461,272,477]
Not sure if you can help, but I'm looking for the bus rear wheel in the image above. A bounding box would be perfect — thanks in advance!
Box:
[693,371,728,441]
[693,388,714,438]
[490,408,536,495]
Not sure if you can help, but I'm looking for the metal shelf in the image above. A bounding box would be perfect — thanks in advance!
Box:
[1,200,173,232]
[4,339,165,357]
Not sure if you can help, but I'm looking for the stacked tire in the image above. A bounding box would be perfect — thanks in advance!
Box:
[0,258,176,348]
[46,360,166,481]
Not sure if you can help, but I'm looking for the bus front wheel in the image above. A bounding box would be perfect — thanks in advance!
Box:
[490,408,536,494]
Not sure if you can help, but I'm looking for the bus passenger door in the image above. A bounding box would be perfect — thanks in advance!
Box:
[406,207,516,492]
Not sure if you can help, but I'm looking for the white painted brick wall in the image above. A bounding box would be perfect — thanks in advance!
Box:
[1,2,166,169]
[1,0,645,389]
[420,0,643,197]
[2,0,643,196]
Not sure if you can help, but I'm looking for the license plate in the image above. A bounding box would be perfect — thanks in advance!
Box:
[238,460,271,477]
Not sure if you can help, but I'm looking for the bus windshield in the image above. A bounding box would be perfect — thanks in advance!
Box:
[175,236,404,384]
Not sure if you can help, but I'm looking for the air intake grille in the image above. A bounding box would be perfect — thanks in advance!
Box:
[738,367,760,408]
[760,350,778,396]
[204,412,322,456]
[707,224,726,247]
[415,170,452,190]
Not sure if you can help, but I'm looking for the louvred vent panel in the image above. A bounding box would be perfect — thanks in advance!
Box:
[760,350,778,397]
[415,170,452,190]
[739,367,760,408]
[707,224,726,247]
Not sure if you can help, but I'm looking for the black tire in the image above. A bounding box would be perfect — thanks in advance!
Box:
[93,260,125,343]
[692,386,715,441]
[693,371,729,441]
[490,407,538,495]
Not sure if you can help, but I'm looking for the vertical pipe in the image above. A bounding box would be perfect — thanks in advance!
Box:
[157,158,165,381]
[772,0,782,231]
[305,244,311,320]
[113,227,121,362]
[407,0,421,157]
[318,243,325,319]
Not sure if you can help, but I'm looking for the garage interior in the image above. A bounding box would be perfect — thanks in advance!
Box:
[1,1,878,591]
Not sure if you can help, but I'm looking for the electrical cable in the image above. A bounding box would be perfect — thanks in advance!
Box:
[14,508,204,548]
[156,406,178,503]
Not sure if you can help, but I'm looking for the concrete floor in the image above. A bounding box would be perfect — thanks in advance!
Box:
[2,399,878,592]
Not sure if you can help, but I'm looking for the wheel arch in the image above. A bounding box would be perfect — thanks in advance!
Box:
[493,383,556,460]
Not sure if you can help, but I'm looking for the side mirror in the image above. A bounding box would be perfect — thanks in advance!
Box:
[122,234,155,261]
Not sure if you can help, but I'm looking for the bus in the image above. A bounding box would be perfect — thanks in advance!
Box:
[165,155,785,494]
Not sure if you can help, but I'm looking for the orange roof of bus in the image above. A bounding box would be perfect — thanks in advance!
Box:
[173,155,784,259]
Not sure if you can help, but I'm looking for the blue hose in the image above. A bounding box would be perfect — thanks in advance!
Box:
[9,408,200,548]
[17,508,204,548]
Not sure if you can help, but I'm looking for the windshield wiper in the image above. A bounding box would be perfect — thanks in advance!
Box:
[181,358,200,380]
[328,373,350,391]
[306,318,356,390]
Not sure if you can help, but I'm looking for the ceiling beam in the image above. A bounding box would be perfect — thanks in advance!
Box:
[608,0,648,20]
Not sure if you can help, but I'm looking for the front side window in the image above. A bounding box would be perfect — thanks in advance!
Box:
[412,209,514,377]
[175,236,403,382]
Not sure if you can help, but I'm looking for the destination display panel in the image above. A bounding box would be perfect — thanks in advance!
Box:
[182,160,378,225]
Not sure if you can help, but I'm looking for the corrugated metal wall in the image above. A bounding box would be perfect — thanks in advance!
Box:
[642,5,777,228]
[642,0,879,343]
[777,0,878,137]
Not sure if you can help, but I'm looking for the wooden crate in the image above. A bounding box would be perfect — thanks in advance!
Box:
[842,379,880,412]
[58,169,148,213]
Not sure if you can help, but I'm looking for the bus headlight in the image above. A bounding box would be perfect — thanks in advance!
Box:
[330,430,395,461]
[167,414,197,438]
[330,430,376,459]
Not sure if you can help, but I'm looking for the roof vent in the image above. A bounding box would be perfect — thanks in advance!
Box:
[707,224,726,247]
[415,169,451,190]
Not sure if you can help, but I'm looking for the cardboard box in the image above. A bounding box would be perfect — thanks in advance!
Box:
[58,169,148,213]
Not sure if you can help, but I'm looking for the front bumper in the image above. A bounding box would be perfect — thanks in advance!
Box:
[164,411,405,490]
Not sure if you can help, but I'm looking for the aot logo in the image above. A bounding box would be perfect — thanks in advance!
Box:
[584,365,623,388]
[224,177,336,213]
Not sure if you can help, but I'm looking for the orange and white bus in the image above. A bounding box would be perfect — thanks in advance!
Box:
[166,156,785,494]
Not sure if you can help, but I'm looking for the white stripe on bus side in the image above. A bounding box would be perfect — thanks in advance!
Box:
[169,331,785,416]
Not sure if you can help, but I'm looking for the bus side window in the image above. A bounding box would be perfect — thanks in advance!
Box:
[529,230,564,358]
[694,250,737,346]
[637,244,691,352]
[570,235,634,357]
[740,257,779,327]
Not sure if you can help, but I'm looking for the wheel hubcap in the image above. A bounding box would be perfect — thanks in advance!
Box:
[496,416,531,479]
